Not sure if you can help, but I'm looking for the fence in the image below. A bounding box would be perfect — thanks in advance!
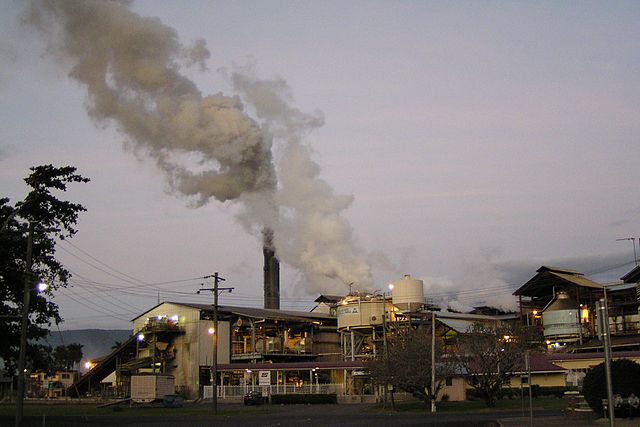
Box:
[203,383,345,399]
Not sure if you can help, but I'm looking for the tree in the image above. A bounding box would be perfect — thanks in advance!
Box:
[0,165,89,375]
[368,326,457,407]
[53,343,84,371]
[454,322,541,407]
[582,359,640,415]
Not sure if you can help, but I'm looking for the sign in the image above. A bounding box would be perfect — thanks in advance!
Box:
[258,370,271,386]
[337,306,359,316]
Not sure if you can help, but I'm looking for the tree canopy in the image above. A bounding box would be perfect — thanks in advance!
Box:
[368,326,457,407]
[0,165,89,374]
[454,322,542,407]
[582,358,640,415]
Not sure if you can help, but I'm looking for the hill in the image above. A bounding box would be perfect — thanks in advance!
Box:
[40,329,132,362]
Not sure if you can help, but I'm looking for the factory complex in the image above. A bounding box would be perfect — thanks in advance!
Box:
[65,261,640,404]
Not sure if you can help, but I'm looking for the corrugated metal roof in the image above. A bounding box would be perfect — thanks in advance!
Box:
[437,317,475,333]
[548,271,603,289]
[133,302,336,323]
[513,266,603,297]
[621,265,640,283]
[217,360,365,371]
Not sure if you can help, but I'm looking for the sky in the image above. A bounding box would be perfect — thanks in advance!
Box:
[1,1,639,330]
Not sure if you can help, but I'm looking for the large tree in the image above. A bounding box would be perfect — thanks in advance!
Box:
[368,326,457,407]
[0,165,89,375]
[454,322,542,407]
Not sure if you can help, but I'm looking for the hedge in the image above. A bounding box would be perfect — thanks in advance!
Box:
[466,386,575,401]
[270,393,338,404]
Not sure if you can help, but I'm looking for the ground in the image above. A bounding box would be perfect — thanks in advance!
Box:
[0,399,636,427]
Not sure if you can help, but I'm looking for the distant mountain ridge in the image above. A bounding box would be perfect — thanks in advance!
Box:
[41,329,132,362]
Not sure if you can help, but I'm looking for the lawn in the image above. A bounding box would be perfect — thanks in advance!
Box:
[0,402,283,418]
[374,396,567,412]
[0,396,567,419]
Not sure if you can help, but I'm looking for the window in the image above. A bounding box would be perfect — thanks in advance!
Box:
[445,377,452,386]
[521,375,528,384]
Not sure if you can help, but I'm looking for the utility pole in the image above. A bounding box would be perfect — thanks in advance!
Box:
[15,222,34,427]
[431,310,436,413]
[525,350,533,427]
[198,273,233,415]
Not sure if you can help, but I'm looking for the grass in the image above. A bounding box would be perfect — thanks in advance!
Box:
[373,396,567,413]
[0,402,285,418]
[0,396,567,419]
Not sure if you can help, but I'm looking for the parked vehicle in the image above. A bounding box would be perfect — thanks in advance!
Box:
[244,390,266,405]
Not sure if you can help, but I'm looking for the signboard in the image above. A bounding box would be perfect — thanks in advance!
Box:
[337,306,359,316]
[258,370,271,386]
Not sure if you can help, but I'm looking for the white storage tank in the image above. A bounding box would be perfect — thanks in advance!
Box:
[337,296,387,330]
[390,274,424,312]
[542,291,581,341]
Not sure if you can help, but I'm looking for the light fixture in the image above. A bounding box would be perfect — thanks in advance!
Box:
[137,333,145,342]
[36,282,48,293]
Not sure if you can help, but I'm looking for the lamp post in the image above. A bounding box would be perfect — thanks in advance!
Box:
[597,295,615,427]
[616,237,638,266]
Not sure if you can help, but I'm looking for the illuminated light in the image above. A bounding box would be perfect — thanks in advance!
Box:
[388,284,394,290]
[157,315,163,320]
[554,342,561,349]
[171,315,179,322]
[246,369,252,374]
[208,327,215,335]
[546,340,551,345]
[36,282,48,293]
[137,333,145,342]
[84,361,94,370]
[532,310,538,316]
[580,307,589,322]
[503,335,511,341]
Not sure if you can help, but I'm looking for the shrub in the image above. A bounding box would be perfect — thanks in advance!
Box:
[582,359,640,415]
[270,393,337,405]
[440,394,450,402]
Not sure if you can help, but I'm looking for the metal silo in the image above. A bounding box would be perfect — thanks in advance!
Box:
[542,291,582,342]
[390,274,424,312]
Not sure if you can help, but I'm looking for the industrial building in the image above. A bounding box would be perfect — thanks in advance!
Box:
[72,262,640,402]
[514,265,640,352]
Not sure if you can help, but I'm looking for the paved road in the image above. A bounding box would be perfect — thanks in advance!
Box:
[6,404,579,427]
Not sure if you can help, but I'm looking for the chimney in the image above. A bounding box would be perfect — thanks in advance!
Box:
[263,228,280,309]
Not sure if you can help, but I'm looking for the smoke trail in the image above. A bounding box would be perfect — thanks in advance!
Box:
[26,0,372,292]
[26,0,275,205]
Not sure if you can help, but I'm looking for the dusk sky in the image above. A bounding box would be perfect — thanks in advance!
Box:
[1,1,639,330]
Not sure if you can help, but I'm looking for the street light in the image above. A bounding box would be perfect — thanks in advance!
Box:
[616,237,638,266]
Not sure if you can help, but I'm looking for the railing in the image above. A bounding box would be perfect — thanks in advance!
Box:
[203,383,345,399]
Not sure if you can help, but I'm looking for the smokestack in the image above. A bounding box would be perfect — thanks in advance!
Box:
[263,228,280,309]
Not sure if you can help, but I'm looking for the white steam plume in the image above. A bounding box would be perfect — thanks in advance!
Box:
[231,70,372,292]
[26,0,372,292]
[421,254,518,313]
